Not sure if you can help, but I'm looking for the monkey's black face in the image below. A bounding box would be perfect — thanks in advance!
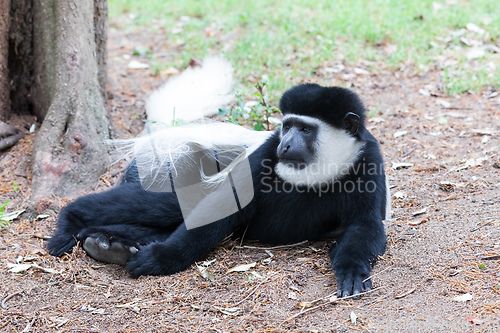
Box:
[275,114,364,186]
[277,116,318,169]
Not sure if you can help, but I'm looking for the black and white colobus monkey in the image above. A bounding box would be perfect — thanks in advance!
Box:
[47,63,389,297]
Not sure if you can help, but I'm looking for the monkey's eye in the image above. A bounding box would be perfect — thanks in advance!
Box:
[283,124,291,131]
[301,126,311,134]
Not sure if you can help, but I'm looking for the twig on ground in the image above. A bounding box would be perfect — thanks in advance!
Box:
[1,291,24,309]
[480,255,500,260]
[22,317,36,333]
[395,287,416,299]
[281,286,386,325]
[362,265,392,283]
[237,240,308,251]
[232,280,267,307]
[362,293,390,307]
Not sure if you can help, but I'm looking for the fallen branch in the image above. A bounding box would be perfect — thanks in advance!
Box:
[0,132,25,151]
[0,121,17,136]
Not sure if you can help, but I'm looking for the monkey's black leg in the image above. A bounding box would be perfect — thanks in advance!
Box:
[46,182,183,257]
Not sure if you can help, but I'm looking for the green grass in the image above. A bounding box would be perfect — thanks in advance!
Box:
[109,0,500,100]
[0,201,10,229]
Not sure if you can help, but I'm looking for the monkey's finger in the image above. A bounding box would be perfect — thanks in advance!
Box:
[337,273,354,298]
[352,277,364,299]
[96,235,110,250]
[363,279,372,292]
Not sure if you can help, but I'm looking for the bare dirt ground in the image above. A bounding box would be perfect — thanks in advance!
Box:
[1,26,499,332]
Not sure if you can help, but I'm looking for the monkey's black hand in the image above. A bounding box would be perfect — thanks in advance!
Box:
[334,264,372,299]
[46,204,84,257]
[127,242,190,278]
[46,233,78,257]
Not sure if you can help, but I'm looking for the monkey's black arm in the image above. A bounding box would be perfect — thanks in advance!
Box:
[329,176,387,298]
[330,216,386,297]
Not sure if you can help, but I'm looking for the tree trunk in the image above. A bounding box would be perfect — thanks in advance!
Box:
[0,0,10,120]
[7,0,34,119]
[94,0,108,100]
[1,0,25,149]
[30,0,110,200]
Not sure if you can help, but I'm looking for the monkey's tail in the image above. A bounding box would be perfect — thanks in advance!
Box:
[145,55,235,125]
[111,55,272,191]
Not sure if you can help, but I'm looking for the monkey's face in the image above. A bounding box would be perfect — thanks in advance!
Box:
[277,116,318,170]
[275,114,363,187]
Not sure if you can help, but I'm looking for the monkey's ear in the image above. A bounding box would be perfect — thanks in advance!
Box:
[343,112,360,135]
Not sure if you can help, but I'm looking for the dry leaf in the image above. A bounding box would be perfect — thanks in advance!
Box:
[453,293,472,302]
[350,311,357,323]
[7,263,32,273]
[296,301,313,309]
[466,47,486,59]
[466,23,485,35]
[392,162,413,170]
[368,117,385,123]
[393,191,406,199]
[412,207,427,216]
[409,217,428,226]
[471,129,495,135]
[197,265,215,281]
[456,157,488,171]
[353,67,369,75]
[435,99,451,108]
[393,130,408,138]
[418,89,431,97]
[227,262,256,273]
[2,209,25,221]
[217,307,240,316]
[31,263,63,274]
[127,60,150,69]
[465,316,483,325]
[160,67,180,79]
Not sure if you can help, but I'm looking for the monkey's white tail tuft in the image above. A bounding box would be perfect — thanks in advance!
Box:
[146,56,234,125]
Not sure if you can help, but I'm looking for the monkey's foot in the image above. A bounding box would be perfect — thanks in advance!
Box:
[83,235,138,266]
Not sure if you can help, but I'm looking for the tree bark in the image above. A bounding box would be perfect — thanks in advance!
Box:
[94,0,108,100]
[30,0,110,200]
[7,0,34,118]
[0,0,10,120]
